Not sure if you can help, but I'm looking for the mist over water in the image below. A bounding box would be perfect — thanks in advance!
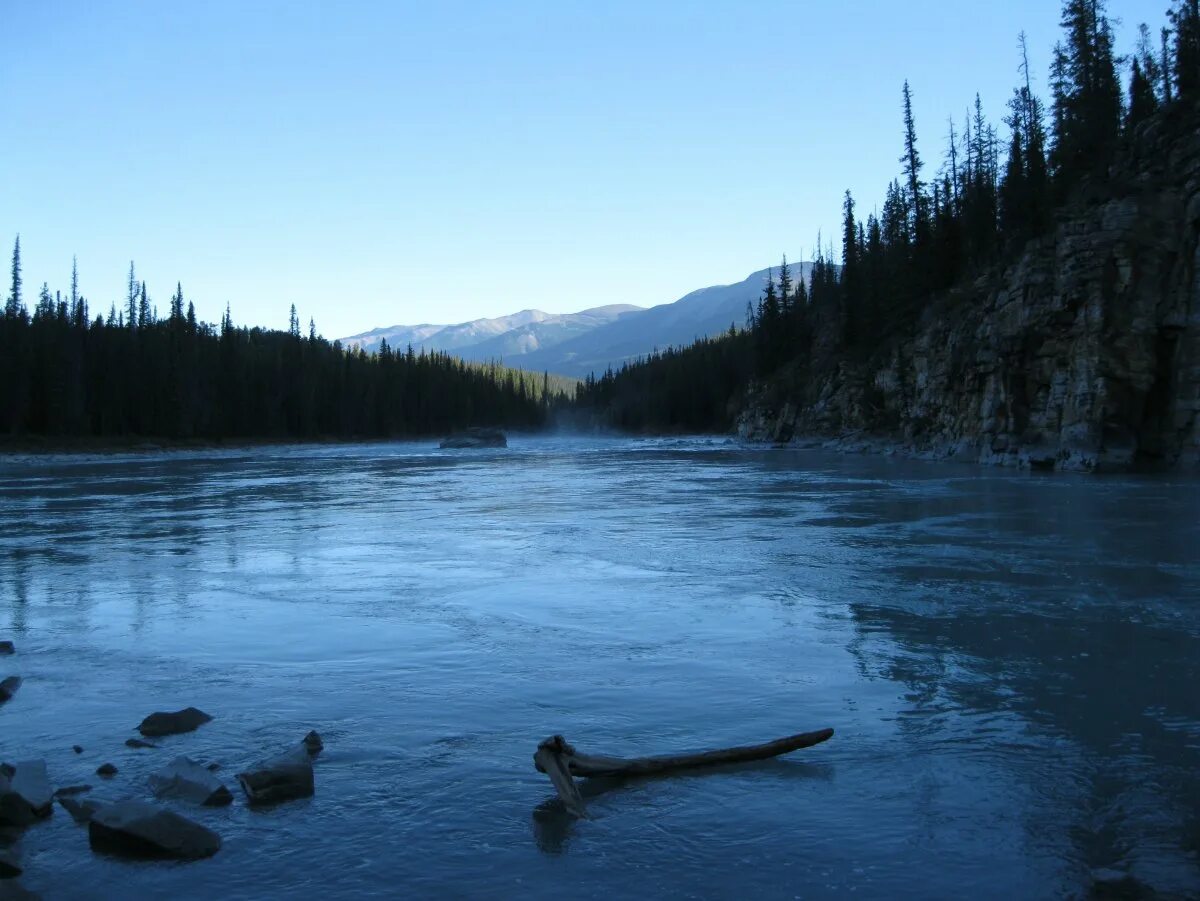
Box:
[1,437,1197,899]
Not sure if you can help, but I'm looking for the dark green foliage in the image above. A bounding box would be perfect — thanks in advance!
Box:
[1050,0,1122,187]
[1170,0,1200,97]
[0,252,565,441]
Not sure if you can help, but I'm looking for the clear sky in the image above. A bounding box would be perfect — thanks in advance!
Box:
[1,1,1167,338]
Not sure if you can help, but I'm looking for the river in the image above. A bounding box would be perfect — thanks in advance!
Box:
[1,437,1197,899]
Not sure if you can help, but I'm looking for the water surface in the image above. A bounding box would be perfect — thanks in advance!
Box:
[1,437,1197,899]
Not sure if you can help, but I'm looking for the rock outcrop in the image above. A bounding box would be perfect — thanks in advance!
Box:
[88,802,220,860]
[740,101,1200,472]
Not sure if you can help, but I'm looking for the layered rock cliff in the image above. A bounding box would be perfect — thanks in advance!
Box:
[741,101,1200,472]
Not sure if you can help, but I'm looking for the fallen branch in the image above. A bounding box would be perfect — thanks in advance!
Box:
[534,728,834,817]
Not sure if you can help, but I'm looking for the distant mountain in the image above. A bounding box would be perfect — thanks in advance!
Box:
[514,263,814,378]
[340,305,641,357]
[338,262,814,378]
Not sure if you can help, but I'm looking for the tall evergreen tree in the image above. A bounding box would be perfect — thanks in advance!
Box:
[1171,0,1200,97]
[1051,0,1122,184]
[126,262,138,329]
[900,81,927,243]
[7,235,22,318]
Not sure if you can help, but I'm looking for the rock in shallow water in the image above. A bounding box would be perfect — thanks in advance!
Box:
[88,801,220,860]
[302,730,323,755]
[57,797,103,826]
[0,762,53,827]
[0,642,12,656]
[95,764,117,778]
[137,707,212,737]
[0,678,20,704]
[439,428,507,449]
[125,738,157,750]
[237,747,314,805]
[0,848,20,878]
[148,757,232,807]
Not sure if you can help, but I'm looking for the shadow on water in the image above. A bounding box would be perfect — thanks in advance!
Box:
[828,468,1200,894]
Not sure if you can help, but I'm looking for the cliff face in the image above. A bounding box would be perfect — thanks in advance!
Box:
[742,103,1200,472]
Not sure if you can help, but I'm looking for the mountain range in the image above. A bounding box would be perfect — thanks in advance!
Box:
[339,262,813,379]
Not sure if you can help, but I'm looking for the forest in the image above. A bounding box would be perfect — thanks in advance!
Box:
[574,0,1200,433]
[0,254,573,442]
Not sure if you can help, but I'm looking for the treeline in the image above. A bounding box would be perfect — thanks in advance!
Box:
[576,0,1200,431]
[0,253,569,441]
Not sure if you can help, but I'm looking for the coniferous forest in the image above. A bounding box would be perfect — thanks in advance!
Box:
[0,252,571,442]
[575,0,1200,433]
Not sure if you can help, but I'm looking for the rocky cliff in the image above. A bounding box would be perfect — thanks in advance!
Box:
[741,101,1200,472]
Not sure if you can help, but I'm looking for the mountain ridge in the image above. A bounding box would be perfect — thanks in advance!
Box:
[339,262,814,378]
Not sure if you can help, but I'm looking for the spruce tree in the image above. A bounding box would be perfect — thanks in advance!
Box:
[126,262,138,329]
[900,81,926,243]
[1171,0,1200,97]
[7,235,22,318]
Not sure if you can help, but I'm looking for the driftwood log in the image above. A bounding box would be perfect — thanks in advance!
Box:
[533,728,834,818]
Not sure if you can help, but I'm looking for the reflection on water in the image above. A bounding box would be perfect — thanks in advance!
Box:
[0,437,1197,900]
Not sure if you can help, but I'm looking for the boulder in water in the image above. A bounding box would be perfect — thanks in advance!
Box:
[0,762,52,827]
[301,730,323,755]
[0,848,20,878]
[137,707,212,737]
[89,801,220,860]
[237,747,314,805]
[52,785,91,798]
[0,642,12,656]
[0,678,20,704]
[148,757,233,807]
[95,764,117,778]
[125,738,157,749]
[0,880,41,900]
[57,797,103,826]
[439,428,507,449]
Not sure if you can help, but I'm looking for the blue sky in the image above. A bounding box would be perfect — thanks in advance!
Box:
[1,1,1167,338]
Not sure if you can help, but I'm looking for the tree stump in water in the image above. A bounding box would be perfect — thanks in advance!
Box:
[533,727,834,818]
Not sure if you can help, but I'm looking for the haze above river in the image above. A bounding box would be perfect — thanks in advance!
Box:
[1,437,1197,899]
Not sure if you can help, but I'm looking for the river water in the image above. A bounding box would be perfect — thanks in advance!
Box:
[0,437,1197,900]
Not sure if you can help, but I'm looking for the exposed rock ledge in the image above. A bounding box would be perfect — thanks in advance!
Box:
[739,101,1200,473]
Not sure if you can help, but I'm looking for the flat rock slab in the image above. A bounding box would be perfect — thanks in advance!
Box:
[0,848,20,878]
[125,739,157,750]
[58,797,103,826]
[0,881,41,900]
[89,801,220,860]
[238,747,314,805]
[0,678,20,704]
[0,762,52,827]
[148,757,232,807]
[138,707,212,737]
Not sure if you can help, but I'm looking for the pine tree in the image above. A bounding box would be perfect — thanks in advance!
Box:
[288,304,300,338]
[170,282,184,323]
[138,281,151,327]
[126,262,138,329]
[1171,0,1200,97]
[778,255,792,315]
[1051,0,1122,183]
[900,81,927,243]
[7,235,22,318]
[1127,58,1158,128]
